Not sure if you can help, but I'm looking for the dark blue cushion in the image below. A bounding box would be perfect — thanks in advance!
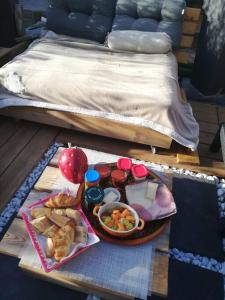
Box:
[112,0,186,48]
[47,0,116,43]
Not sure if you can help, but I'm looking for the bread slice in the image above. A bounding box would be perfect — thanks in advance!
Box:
[44,194,78,208]
[43,224,59,238]
[30,216,51,234]
[31,207,51,219]
[48,211,70,227]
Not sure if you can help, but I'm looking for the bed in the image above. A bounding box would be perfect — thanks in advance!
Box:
[0,0,199,150]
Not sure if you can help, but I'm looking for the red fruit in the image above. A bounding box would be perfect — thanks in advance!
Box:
[58,147,88,184]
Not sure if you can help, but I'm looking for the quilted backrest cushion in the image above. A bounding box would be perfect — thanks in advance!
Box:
[112,0,186,48]
[47,0,116,43]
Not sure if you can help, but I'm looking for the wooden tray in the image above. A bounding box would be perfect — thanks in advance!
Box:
[78,163,170,246]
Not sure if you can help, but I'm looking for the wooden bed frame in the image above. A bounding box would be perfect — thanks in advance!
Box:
[0,106,172,149]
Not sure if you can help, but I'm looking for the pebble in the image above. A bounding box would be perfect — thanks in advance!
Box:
[186,253,194,259]
[202,257,209,266]
[217,189,225,197]
[193,259,201,266]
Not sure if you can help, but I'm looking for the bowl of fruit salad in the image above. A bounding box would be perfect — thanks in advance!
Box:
[93,202,145,237]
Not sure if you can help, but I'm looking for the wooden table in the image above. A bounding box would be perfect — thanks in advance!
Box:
[0,146,170,299]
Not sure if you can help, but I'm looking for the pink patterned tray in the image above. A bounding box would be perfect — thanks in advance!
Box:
[20,194,100,272]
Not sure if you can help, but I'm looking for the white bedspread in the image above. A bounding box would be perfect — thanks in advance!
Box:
[0,33,199,150]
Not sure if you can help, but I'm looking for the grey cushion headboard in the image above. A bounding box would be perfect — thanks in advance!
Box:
[112,0,186,48]
[47,0,185,47]
[47,0,116,43]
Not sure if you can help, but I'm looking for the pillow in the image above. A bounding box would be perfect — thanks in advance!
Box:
[107,30,172,54]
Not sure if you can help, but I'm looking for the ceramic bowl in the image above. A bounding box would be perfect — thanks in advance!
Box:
[93,202,145,237]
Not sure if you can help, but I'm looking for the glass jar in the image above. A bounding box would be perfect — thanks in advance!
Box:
[85,186,104,211]
[111,169,127,189]
[117,158,132,174]
[94,164,111,185]
[131,164,148,181]
[85,170,100,189]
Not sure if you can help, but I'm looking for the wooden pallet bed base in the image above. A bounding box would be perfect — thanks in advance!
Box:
[0,106,172,149]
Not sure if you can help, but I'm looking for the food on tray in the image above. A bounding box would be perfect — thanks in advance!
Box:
[101,208,135,231]
[131,164,148,181]
[44,193,78,208]
[145,181,158,201]
[46,238,55,258]
[52,222,75,261]
[126,181,176,221]
[43,224,59,238]
[74,226,88,244]
[31,207,51,219]
[30,216,52,234]
[48,211,71,227]
[29,203,88,262]
[65,208,82,224]
[52,208,82,224]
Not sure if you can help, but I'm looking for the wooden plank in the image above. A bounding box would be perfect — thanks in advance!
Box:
[0,123,39,176]
[34,166,78,194]
[0,126,58,213]
[191,104,218,124]
[180,35,194,48]
[199,132,215,145]
[151,253,169,297]
[177,150,200,165]
[0,107,172,149]
[190,102,218,115]
[56,131,200,167]
[174,49,195,65]
[193,110,218,124]
[198,121,219,134]
[0,118,23,148]
[218,107,225,124]
[0,218,28,258]
[184,7,201,22]
[198,143,222,161]
[182,21,199,35]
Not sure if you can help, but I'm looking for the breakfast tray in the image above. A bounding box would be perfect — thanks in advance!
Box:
[79,163,171,246]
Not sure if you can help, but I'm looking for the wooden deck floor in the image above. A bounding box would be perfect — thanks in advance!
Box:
[0,101,224,212]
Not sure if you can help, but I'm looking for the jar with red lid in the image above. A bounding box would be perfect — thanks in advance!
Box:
[117,158,132,174]
[111,169,127,189]
[131,164,148,181]
[94,164,111,185]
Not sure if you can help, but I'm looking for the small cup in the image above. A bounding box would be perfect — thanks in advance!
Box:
[111,169,127,189]
[85,170,100,188]
[117,158,132,174]
[131,164,148,181]
[103,187,121,204]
